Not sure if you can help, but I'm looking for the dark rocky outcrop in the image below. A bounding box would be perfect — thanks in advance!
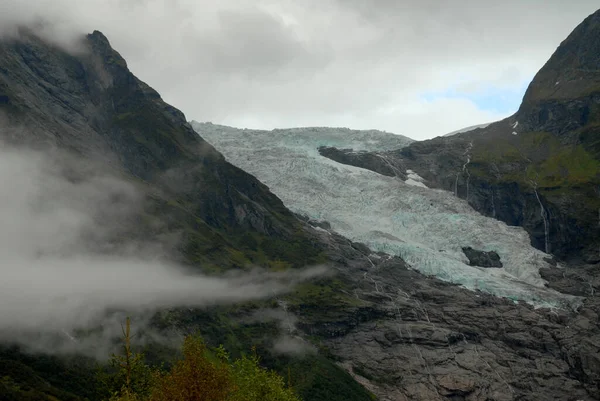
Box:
[318,146,401,178]
[462,247,503,268]
[0,28,338,400]
[517,9,600,139]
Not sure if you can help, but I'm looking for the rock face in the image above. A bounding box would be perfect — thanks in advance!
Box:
[0,29,324,270]
[289,12,600,398]
[462,247,503,268]
[517,9,600,134]
[318,146,401,178]
[300,227,600,401]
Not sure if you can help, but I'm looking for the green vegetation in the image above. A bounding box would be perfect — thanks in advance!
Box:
[266,356,377,401]
[471,131,600,189]
[101,318,300,401]
[287,279,367,310]
[155,304,378,401]
[0,348,98,401]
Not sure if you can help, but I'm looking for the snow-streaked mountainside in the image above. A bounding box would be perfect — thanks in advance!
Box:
[191,121,580,309]
[443,122,492,137]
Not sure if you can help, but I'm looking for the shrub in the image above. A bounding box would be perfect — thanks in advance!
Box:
[101,318,300,401]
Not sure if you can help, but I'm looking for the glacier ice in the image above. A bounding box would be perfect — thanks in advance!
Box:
[191,121,581,309]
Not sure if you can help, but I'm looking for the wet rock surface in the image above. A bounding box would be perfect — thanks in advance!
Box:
[300,227,600,400]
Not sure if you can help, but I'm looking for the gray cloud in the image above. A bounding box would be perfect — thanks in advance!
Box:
[0,0,598,139]
[0,143,327,354]
[190,7,332,78]
[245,307,317,356]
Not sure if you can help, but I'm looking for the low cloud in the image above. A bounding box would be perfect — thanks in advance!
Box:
[273,335,316,356]
[247,307,317,356]
[0,144,326,354]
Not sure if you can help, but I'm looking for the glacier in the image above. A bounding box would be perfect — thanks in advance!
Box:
[191,122,581,309]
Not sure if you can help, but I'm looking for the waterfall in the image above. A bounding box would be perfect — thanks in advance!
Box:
[455,142,473,199]
[532,183,550,254]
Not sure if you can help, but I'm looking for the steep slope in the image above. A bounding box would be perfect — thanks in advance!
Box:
[319,9,600,264]
[0,29,324,271]
[0,28,350,401]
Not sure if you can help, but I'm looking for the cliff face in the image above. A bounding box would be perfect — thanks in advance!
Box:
[462,9,600,261]
[0,29,325,270]
[518,8,600,129]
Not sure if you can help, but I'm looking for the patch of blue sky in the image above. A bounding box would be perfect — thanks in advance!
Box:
[421,81,530,115]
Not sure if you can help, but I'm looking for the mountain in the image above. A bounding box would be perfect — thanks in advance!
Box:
[0,29,325,271]
[0,28,361,401]
[318,9,600,266]
[190,10,600,399]
[190,117,600,399]
[191,122,576,307]
[3,18,600,401]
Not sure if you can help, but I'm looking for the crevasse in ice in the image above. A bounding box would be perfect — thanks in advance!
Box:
[191,122,581,309]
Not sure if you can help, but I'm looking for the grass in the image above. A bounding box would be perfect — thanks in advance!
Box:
[471,131,600,189]
[286,279,367,309]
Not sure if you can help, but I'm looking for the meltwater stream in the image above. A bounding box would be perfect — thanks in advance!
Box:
[192,122,581,309]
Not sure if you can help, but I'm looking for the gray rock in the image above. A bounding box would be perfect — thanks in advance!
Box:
[302,233,600,400]
[462,247,503,268]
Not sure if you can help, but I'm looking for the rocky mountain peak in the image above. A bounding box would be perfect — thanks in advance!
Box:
[517,8,600,138]
[0,28,325,269]
[521,8,600,106]
[86,29,128,70]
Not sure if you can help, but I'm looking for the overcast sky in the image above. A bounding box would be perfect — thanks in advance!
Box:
[2,1,599,139]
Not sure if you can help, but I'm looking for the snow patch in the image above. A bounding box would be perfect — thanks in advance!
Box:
[192,121,580,309]
[512,131,518,136]
[512,121,519,129]
[443,122,492,137]
[405,178,428,188]
[405,169,428,188]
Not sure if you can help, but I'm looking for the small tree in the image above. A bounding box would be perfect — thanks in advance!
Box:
[149,336,231,401]
[228,348,300,401]
[99,318,302,401]
[99,317,154,401]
